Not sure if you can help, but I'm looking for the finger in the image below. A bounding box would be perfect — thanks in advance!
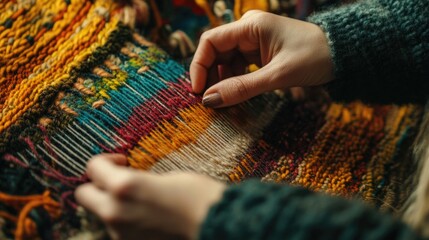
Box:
[190,31,218,93]
[87,157,165,200]
[75,183,135,228]
[190,20,259,94]
[202,63,279,108]
[105,153,128,166]
[91,153,128,166]
[240,9,263,20]
[75,184,179,240]
[75,183,111,216]
[86,154,128,181]
[86,155,136,197]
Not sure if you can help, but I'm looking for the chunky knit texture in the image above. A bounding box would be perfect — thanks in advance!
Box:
[200,180,425,240]
[309,0,429,103]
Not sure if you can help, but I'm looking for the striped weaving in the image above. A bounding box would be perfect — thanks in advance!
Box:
[0,0,422,239]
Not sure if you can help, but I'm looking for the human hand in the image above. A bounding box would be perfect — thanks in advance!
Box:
[190,10,333,108]
[75,154,226,240]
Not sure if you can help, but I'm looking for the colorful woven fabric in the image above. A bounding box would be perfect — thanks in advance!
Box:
[0,0,423,239]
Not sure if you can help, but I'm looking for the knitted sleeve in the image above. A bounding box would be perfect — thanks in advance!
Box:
[199,180,424,240]
[308,0,429,103]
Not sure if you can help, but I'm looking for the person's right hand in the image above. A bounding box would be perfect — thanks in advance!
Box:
[190,10,334,108]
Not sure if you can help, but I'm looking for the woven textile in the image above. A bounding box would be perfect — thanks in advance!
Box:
[0,0,423,239]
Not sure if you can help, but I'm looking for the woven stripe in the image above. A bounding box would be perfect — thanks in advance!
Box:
[0,1,423,239]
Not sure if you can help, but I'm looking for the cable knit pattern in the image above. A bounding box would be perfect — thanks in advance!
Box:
[309,0,429,103]
[200,180,425,240]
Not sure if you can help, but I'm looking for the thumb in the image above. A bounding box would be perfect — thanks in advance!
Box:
[202,64,278,108]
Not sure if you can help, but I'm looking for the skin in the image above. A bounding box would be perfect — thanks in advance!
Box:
[75,11,333,239]
[75,154,225,240]
[191,10,333,107]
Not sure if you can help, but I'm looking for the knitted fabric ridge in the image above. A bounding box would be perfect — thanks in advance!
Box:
[0,0,423,239]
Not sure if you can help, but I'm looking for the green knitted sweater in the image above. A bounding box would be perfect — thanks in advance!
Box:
[200,181,424,240]
[312,0,429,103]
[199,0,429,239]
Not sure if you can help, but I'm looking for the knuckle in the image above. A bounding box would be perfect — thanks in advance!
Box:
[240,12,271,40]
[245,10,266,22]
[199,30,212,42]
[111,175,135,197]
[242,9,262,18]
[86,157,96,169]
[85,158,99,175]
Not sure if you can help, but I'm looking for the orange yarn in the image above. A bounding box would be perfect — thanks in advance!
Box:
[0,0,119,134]
[128,104,215,169]
[234,0,269,19]
[195,0,219,27]
[0,191,61,240]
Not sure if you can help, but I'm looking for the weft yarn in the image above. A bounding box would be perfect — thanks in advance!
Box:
[0,0,422,239]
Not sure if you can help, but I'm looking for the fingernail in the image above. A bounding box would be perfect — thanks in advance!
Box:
[202,93,223,108]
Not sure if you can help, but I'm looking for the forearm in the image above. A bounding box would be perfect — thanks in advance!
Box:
[199,180,424,240]
[308,0,429,103]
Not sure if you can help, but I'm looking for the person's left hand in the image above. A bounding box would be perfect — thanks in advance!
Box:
[75,154,226,240]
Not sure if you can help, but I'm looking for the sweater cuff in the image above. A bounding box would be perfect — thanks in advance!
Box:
[308,0,427,103]
[199,180,423,240]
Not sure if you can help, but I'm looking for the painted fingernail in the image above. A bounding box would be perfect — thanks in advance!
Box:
[202,93,223,108]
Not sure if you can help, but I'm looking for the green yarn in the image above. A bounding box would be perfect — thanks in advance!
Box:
[200,180,425,240]
[308,0,429,103]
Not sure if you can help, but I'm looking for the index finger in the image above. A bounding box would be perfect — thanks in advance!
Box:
[190,19,258,94]
[85,154,162,199]
[86,154,130,190]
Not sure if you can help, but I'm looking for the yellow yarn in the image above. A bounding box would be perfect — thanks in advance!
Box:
[234,0,269,19]
[0,0,119,133]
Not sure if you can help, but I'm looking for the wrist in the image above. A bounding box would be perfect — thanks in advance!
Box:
[310,22,335,84]
[189,180,226,240]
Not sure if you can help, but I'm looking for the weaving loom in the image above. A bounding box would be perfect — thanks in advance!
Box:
[0,0,423,239]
